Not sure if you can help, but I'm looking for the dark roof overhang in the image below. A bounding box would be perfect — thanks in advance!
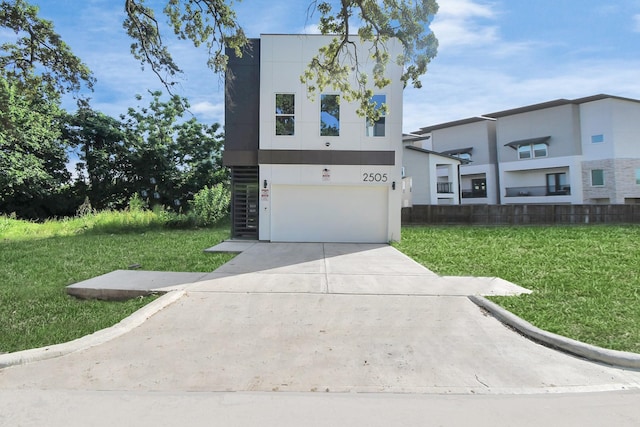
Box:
[505,136,551,149]
[440,147,473,156]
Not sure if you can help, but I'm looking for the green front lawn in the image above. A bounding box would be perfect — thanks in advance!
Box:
[1,215,233,353]
[394,225,640,353]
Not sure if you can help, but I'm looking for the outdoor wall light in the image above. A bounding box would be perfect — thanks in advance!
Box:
[392,181,396,190]
[263,179,268,189]
[325,141,331,147]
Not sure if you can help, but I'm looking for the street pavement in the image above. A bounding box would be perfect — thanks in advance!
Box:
[1,242,640,426]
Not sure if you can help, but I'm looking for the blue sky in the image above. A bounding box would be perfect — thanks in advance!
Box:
[5,0,640,132]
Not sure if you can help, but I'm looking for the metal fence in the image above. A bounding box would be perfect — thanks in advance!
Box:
[401,204,640,225]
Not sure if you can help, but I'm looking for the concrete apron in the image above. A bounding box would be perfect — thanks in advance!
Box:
[2,243,640,395]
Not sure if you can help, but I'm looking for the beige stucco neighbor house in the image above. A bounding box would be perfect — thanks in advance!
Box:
[408,95,640,205]
[223,35,404,242]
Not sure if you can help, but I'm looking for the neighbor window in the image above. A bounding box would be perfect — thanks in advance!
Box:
[518,143,547,159]
[366,94,386,137]
[452,152,471,161]
[275,94,295,135]
[591,134,604,144]
[591,169,605,186]
[320,94,340,136]
[636,169,640,185]
[546,172,568,195]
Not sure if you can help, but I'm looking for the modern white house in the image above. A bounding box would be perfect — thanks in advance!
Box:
[402,140,463,206]
[408,95,640,205]
[223,34,404,242]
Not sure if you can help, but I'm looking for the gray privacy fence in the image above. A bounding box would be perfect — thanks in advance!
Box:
[402,204,640,225]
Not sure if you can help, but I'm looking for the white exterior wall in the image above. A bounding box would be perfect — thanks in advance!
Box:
[403,149,460,205]
[258,35,404,242]
[460,164,497,204]
[499,156,584,204]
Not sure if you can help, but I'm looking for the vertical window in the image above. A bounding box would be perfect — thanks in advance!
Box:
[635,169,640,185]
[591,134,604,144]
[591,169,605,186]
[275,94,295,135]
[366,94,386,137]
[546,173,568,195]
[320,94,340,136]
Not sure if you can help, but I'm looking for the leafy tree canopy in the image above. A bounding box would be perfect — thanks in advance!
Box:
[0,0,95,96]
[123,0,438,119]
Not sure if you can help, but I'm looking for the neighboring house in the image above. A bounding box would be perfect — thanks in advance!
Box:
[223,35,404,242]
[408,94,640,205]
[402,141,462,206]
[411,117,498,204]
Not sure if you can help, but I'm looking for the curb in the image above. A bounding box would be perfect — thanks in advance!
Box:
[469,295,640,370]
[0,290,186,369]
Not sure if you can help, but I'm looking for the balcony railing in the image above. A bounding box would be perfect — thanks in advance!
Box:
[505,185,571,197]
[437,182,454,194]
[462,189,487,198]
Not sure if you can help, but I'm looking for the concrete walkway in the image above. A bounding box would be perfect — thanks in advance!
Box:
[2,242,640,425]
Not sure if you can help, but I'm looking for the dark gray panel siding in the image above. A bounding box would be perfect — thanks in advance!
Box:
[258,150,396,165]
[224,39,260,166]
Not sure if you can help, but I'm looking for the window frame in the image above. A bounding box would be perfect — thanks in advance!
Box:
[635,168,640,185]
[320,94,340,137]
[591,169,605,187]
[517,143,548,160]
[366,94,386,137]
[546,172,568,195]
[275,93,295,136]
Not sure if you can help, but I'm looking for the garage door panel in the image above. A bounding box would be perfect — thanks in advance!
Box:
[271,185,388,243]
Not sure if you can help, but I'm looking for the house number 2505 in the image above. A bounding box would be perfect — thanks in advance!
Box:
[362,173,388,182]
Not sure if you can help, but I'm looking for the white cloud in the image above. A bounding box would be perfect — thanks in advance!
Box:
[190,101,225,123]
[403,58,640,132]
[430,0,499,49]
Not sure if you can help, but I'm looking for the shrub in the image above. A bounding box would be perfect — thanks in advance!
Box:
[189,184,230,226]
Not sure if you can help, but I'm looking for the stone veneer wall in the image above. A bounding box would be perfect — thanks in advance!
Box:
[582,159,640,204]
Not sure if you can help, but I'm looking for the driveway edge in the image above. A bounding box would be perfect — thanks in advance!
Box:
[468,295,640,370]
[0,290,186,369]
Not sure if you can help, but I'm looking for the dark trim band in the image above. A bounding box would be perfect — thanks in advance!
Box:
[258,149,395,165]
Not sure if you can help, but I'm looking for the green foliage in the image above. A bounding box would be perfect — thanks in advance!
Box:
[0,217,233,352]
[121,91,227,211]
[302,0,439,120]
[0,75,74,218]
[0,0,94,95]
[395,225,640,353]
[123,0,246,93]
[188,184,230,226]
[62,104,131,211]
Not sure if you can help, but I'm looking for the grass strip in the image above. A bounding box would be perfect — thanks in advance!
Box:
[1,216,233,353]
[394,225,640,354]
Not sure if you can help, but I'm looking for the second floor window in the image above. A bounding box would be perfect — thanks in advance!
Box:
[518,143,547,159]
[321,94,340,136]
[275,94,295,136]
[366,94,386,137]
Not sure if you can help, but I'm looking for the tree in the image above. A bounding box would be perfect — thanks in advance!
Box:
[123,0,438,118]
[62,105,131,210]
[302,0,439,119]
[0,75,70,218]
[1,0,96,218]
[0,0,95,95]
[121,91,226,209]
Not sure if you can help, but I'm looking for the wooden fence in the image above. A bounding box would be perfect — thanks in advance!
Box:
[401,204,640,225]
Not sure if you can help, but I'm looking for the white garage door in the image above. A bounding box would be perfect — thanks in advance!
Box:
[271,185,388,243]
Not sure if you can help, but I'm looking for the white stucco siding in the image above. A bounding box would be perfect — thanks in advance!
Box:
[257,34,404,243]
[270,185,389,243]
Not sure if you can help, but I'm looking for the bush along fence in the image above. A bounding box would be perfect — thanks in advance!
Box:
[401,204,640,226]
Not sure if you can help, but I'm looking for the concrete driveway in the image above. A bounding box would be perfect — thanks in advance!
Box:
[2,243,640,425]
